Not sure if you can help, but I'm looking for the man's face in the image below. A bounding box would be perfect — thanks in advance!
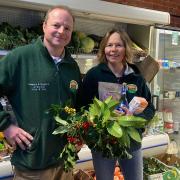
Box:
[43,8,73,49]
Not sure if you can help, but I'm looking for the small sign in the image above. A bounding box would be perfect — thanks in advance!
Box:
[172,31,179,45]
[148,173,163,180]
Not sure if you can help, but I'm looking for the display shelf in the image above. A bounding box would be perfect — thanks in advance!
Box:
[0,132,170,178]
[0,50,10,57]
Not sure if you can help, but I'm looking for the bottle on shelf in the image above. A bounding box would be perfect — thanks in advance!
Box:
[116,82,129,113]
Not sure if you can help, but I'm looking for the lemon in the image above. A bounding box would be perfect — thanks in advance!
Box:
[0,132,4,139]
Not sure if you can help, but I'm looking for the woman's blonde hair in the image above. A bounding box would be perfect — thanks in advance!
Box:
[97,29,133,64]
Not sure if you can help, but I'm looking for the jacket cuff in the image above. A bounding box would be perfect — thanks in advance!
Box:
[0,111,12,131]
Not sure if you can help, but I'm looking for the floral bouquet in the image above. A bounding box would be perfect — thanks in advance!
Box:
[50,96,147,172]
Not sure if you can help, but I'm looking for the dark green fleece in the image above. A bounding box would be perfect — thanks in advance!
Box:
[81,63,155,151]
[0,37,82,170]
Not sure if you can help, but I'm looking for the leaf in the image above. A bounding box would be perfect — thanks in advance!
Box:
[107,121,123,138]
[117,116,146,128]
[93,97,103,108]
[105,96,119,111]
[101,104,111,126]
[53,126,68,135]
[120,127,131,148]
[88,99,102,120]
[126,127,142,142]
[54,116,68,126]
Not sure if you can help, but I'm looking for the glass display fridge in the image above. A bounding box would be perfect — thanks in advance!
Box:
[149,26,180,156]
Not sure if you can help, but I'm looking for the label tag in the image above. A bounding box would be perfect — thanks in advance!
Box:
[148,173,163,180]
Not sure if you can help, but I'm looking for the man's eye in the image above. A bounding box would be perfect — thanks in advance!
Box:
[53,24,59,28]
[64,27,70,31]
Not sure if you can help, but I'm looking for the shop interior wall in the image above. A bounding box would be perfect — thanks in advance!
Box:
[104,0,180,28]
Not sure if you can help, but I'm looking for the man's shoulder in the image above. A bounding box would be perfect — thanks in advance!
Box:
[9,42,35,57]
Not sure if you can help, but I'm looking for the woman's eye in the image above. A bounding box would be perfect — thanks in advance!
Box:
[106,44,113,47]
[116,44,124,47]
[106,44,124,48]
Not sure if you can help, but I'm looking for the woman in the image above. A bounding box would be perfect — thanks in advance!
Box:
[81,29,155,180]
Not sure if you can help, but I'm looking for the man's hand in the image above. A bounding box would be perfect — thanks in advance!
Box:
[3,124,33,150]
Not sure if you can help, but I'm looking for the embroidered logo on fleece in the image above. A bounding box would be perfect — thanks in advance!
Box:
[127,84,137,93]
[69,80,78,90]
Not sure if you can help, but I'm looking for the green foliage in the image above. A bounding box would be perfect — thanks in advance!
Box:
[0,141,5,150]
[51,96,147,172]
[0,22,42,50]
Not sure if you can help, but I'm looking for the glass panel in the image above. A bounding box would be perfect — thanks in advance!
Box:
[150,27,180,157]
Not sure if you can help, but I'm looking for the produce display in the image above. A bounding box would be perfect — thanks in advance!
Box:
[74,166,124,180]
[0,132,13,160]
[68,30,100,54]
[143,157,180,180]
[0,22,42,50]
[0,22,146,57]
[0,132,8,159]
[93,166,124,180]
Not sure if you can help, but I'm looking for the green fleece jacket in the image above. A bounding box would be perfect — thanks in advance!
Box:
[0,37,82,170]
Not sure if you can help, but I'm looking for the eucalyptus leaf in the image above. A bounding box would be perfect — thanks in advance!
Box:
[127,127,142,142]
[107,121,123,138]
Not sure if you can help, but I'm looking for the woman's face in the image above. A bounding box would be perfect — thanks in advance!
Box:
[105,32,126,65]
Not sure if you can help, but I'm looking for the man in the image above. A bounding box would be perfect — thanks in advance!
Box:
[0,5,81,180]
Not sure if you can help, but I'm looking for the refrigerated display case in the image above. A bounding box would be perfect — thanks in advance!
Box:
[0,0,174,179]
[149,27,180,157]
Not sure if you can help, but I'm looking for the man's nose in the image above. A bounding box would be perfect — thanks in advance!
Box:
[58,26,64,33]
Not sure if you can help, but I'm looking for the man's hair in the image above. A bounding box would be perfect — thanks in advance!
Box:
[44,5,75,23]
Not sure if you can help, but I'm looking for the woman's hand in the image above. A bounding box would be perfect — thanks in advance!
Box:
[114,106,133,116]
[121,106,133,115]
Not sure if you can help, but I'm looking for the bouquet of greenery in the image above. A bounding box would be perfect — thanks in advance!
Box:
[50,96,147,172]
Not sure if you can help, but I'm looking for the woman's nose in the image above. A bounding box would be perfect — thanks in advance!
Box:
[111,45,117,50]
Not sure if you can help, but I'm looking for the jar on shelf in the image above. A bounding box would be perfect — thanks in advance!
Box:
[163,109,174,134]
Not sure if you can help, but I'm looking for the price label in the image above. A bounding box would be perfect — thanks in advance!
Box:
[148,173,163,180]
[172,31,179,45]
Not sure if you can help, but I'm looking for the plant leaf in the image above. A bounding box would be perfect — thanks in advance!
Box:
[93,97,103,109]
[53,126,68,135]
[54,115,68,125]
[105,96,119,111]
[107,121,123,138]
[101,103,111,126]
[118,115,146,128]
[126,127,142,142]
[120,127,131,148]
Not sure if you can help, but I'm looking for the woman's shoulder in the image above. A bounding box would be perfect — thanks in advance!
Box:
[86,63,103,74]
